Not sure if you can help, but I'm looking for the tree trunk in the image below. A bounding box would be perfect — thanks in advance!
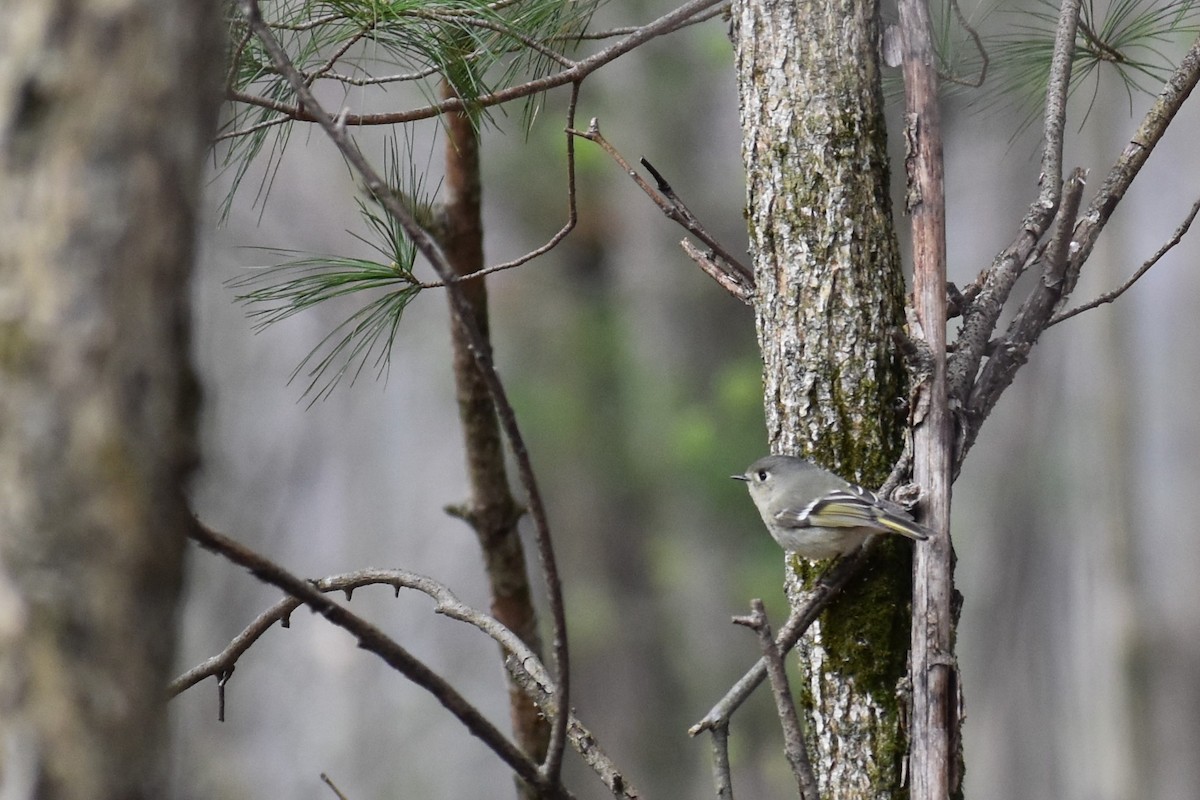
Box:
[0,1,220,797]
[733,0,912,795]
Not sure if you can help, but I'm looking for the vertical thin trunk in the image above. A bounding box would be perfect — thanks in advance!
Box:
[896,0,957,796]
[438,84,550,794]
[0,1,220,797]
[733,0,912,795]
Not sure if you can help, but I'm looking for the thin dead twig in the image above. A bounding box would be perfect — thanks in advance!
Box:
[689,547,868,735]
[1050,194,1200,326]
[185,521,562,797]
[733,600,819,800]
[421,83,581,288]
[567,119,753,300]
[231,0,727,127]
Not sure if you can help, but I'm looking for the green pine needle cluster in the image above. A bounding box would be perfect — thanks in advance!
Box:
[229,136,429,404]
[217,0,600,216]
[988,0,1200,133]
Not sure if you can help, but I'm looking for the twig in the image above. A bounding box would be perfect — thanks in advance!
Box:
[238,0,574,782]
[1050,194,1200,326]
[1063,33,1200,292]
[562,2,729,40]
[176,556,641,797]
[185,521,563,797]
[733,600,819,800]
[214,112,291,143]
[946,0,1081,446]
[310,64,442,88]
[566,120,754,299]
[689,548,868,735]
[680,239,752,303]
[938,0,988,89]
[320,773,350,800]
[304,23,374,86]
[708,723,735,800]
[965,168,1086,434]
[505,662,644,799]
[231,0,727,127]
[420,83,581,289]
[639,156,753,281]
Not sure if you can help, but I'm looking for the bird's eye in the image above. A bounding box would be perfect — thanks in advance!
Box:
[756,469,769,481]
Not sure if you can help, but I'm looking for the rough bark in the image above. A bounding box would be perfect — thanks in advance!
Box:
[896,0,958,795]
[733,0,912,795]
[437,84,550,789]
[0,1,220,798]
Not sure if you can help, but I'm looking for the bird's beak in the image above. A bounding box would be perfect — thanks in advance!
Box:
[730,474,749,482]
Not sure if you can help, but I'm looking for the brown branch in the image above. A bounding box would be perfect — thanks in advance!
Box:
[563,2,729,40]
[185,522,566,797]
[229,0,727,128]
[175,557,642,798]
[951,30,1200,474]
[305,22,374,86]
[733,600,818,800]
[566,119,754,299]
[238,0,573,783]
[1050,194,1200,326]
[897,0,955,796]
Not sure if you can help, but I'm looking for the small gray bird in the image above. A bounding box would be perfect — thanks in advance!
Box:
[733,454,931,559]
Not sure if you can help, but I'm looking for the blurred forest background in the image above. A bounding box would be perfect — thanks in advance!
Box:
[169,0,1200,798]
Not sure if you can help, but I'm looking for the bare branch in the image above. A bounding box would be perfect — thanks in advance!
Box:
[312,65,442,87]
[567,2,729,40]
[320,773,350,800]
[938,0,989,89]
[214,112,291,143]
[238,1,574,781]
[1050,194,1200,326]
[420,83,581,289]
[733,600,818,800]
[680,239,752,303]
[946,0,1082,409]
[1065,33,1200,284]
[229,0,727,129]
[175,555,642,798]
[689,547,869,735]
[304,22,374,86]
[707,723,735,800]
[566,119,754,298]
[965,168,1087,442]
[185,521,564,797]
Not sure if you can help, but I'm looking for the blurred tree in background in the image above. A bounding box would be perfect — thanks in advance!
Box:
[0,0,221,797]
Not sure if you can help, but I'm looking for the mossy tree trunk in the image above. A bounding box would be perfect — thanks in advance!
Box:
[733,0,913,795]
[0,1,220,797]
